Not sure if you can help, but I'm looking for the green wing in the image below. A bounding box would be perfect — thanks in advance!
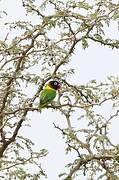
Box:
[39,89,56,108]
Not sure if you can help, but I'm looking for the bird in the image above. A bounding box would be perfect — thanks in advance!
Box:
[39,80,61,109]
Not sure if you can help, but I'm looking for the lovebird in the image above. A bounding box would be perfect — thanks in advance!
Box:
[39,80,61,108]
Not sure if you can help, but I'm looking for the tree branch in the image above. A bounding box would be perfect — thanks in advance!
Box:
[64,154,116,180]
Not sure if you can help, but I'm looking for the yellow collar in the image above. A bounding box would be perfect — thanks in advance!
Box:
[45,85,55,90]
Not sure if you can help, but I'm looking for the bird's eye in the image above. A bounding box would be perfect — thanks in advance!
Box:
[54,82,58,85]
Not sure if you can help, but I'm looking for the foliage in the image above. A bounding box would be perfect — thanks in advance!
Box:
[0,0,119,179]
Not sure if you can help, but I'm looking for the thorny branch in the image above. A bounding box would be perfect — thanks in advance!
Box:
[63,154,117,180]
[0,31,44,157]
[0,0,119,179]
[53,123,119,180]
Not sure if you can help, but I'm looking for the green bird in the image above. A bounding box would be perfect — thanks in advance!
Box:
[39,80,61,108]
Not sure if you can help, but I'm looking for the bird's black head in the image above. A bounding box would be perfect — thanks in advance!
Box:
[48,80,61,90]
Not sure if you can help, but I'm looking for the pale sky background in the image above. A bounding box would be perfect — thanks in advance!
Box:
[0,0,119,179]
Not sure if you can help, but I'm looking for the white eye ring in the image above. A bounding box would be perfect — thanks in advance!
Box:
[54,82,58,85]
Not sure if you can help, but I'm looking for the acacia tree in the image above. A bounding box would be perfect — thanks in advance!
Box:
[0,0,119,179]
